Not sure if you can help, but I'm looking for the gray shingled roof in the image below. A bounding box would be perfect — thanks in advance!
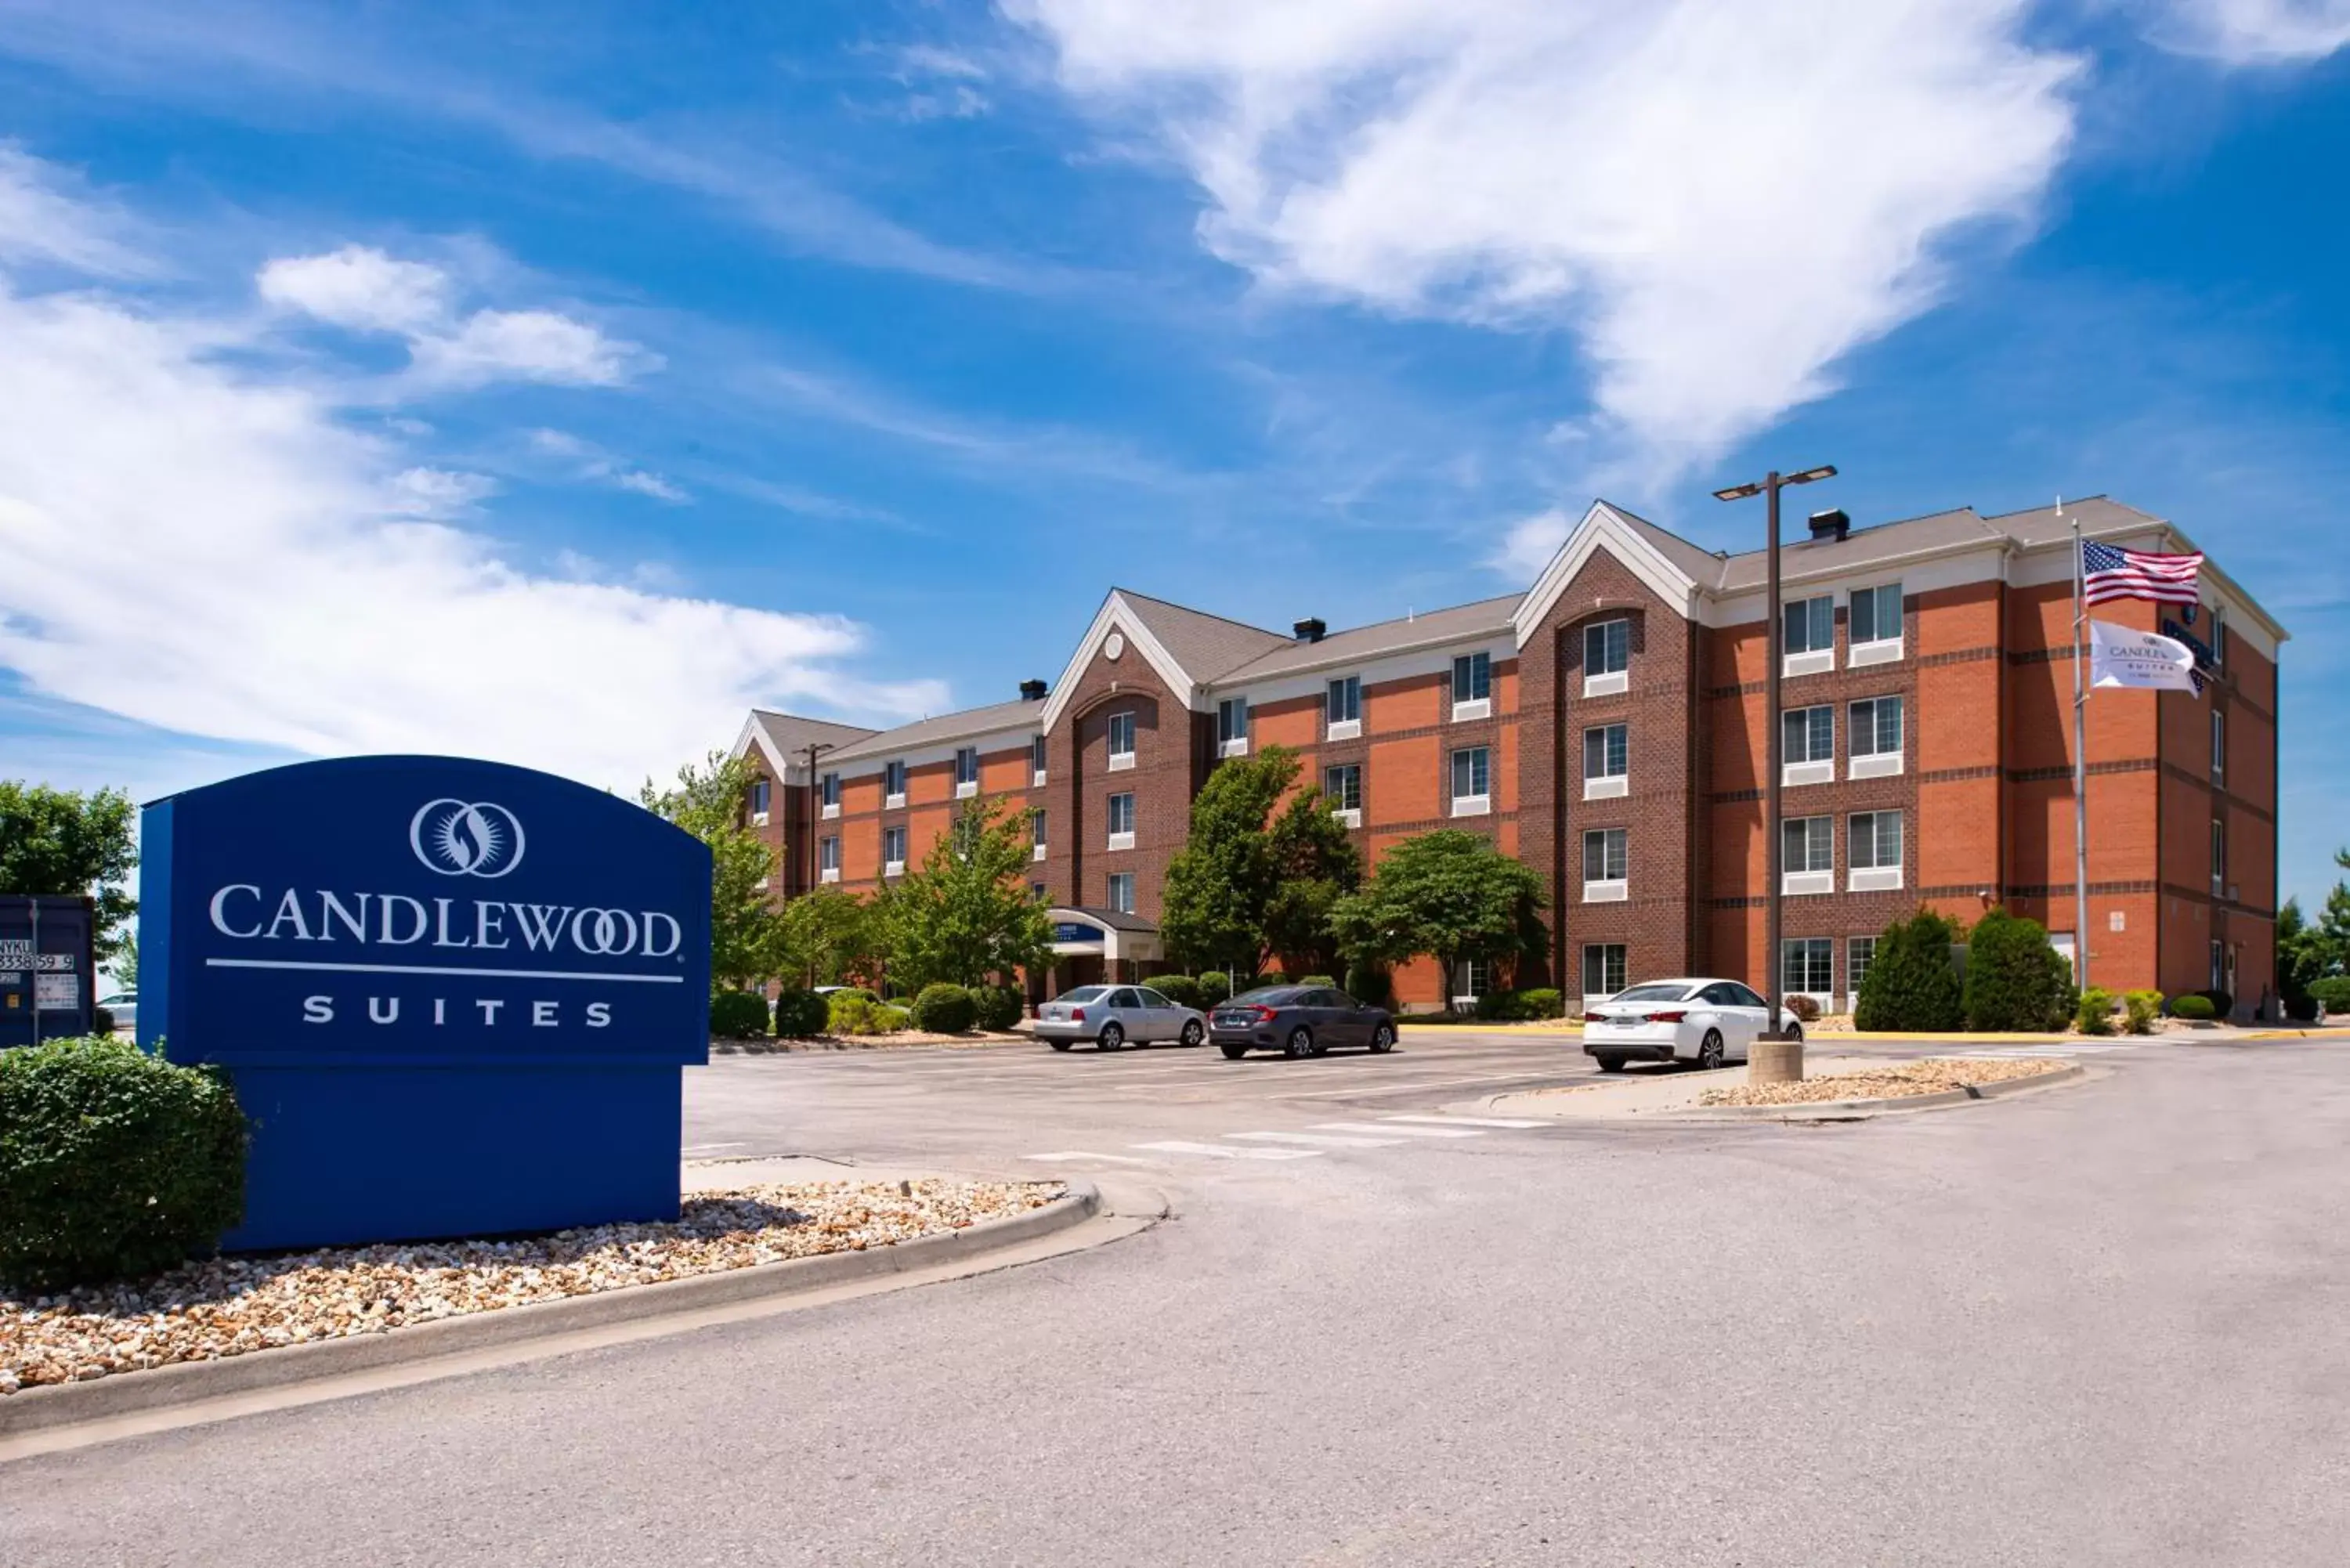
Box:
[825,695,1045,764]
[1113,589,1294,684]
[1215,593,1524,684]
[1609,504,1734,591]
[745,710,880,771]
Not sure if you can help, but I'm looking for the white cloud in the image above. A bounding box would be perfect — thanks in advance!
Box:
[388,466,499,516]
[526,428,690,504]
[611,468,689,503]
[0,143,152,276]
[0,155,942,789]
[1009,0,2079,475]
[2153,0,2350,61]
[260,245,653,388]
[1488,506,1571,578]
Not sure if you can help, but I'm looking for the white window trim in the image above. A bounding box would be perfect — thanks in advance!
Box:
[819,866,841,884]
[1032,842,1047,862]
[1783,760,1836,786]
[754,876,769,892]
[1849,636,1904,668]
[1106,750,1136,772]
[1107,830,1136,851]
[1783,869,1835,897]
[1325,717,1361,741]
[1219,735,1250,759]
[1583,775,1629,801]
[750,811,769,827]
[884,792,906,810]
[1032,768,1047,787]
[1849,866,1904,892]
[1582,878,1629,904]
[1582,670,1629,698]
[884,860,906,879]
[1451,696,1492,722]
[1333,807,1362,829]
[820,801,841,821]
[1451,793,1491,818]
[1783,648,1836,677]
[955,780,978,799]
[1849,753,1904,779]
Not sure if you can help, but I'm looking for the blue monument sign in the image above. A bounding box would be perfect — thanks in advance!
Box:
[141,756,712,1251]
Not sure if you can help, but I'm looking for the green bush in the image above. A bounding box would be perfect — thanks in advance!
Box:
[1961,907,2073,1032]
[1296,974,1336,988]
[1,1035,248,1292]
[971,985,1025,1031]
[910,983,978,1034]
[1344,961,1393,1010]
[1149,974,1204,1010]
[1854,910,1966,1031]
[2121,989,2162,1035]
[773,988,829,1039]
[2075,987,2116,1035]
[2169,993,2215,1021]
[2309,977,2350,1017]
[877,1005,913,1031]
[709,991,772,1039]
[92,1006,118,1035]
[1517,988,1564,1020]
[827,992,881,1035]
[2191,988,2233,1018]
[1198,972,1235,1006]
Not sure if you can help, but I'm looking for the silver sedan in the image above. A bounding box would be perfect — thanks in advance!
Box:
[1034,985,1206,1052]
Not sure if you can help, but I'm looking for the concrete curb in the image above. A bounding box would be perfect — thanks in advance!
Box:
[0,1181,1101,1439]
[1473,1062,2086,1125]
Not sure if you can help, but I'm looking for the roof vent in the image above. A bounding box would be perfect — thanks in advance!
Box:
[1018,678,1047,701]
[1807,508,1852,543]
[1292,617,1326,644]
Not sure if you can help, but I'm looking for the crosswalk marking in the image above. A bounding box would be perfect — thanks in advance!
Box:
[1313,1120,1484,1139]
[1132,1140,1325,1161]
[1226,1130,1404,1148]
[1381,1114,1550,1129]
[1021,1151,1156,1164]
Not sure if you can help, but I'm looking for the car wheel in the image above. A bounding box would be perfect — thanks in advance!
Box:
[1048,1039,1073,1053]
[1285,1026,1316,1060]
[1596,1054,1626,1073]
[1785,1024,1804,1046]
[1697,1029,1725,1071]
[1219,1043,1249,1060]
[1098,1022,1125,1052]
[1368,1023,1396,1054]
[1180,1020,1204,1048]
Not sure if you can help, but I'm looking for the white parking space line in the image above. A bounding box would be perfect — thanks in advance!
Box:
[681,1142,747,1154]
[1132,1140,1325,1161]
[1226,1130,1404,1148]
[1381,1115,1551,1129]
[1313,1121,1483,1140]
[1021,1151,1156,1164]
[1266,1071,1574,1100]
[1947,1045,2132,1058]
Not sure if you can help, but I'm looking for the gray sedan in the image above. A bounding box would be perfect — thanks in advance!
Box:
[1034,985,1206,1052]
[1209,985,1397,1060]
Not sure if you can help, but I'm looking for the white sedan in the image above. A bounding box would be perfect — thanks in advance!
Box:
[1581,977,1805,1071]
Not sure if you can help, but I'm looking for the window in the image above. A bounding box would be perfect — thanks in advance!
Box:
[1849,811,1904,891]
[1030,881,1047,902]
[1782,706,1835,784]
[1582,944,1627,999]
[1582,827,1628,900]
[1450,746,1491,815]
[954,746,979,796]
[1782,938,1834,996]
[819,835,841,883]
[1107,711,1136,770]
[748,777,770,816]
[2209,938,2225,992]
[1453,959,1489,1006]
[820,771,841,816]
[883,760,907,804]
[2211,709,2225,779]
[1031,734,1048,783]
[1848,935,1877,997]
[1849,582,1904,648]
[1849,695,1904,777]
[1031,809,1047,862]
[1582,723,1629,800]
[1324,762,1362,820]
[1107,792,1136,848]
[1326,675,1361,736]
[2211,817,2225,894]
[1584,620,1629,679]
[883,825,907,874]
[2211,605,2227,668]
[1107,872,1136,914]
[1783,595,1835,656]
[1782,815,1833,894]
[1451,652,1492,717]
[1217,696,1250,755]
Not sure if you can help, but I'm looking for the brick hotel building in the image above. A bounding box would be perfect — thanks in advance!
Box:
[733,497,2286,1018]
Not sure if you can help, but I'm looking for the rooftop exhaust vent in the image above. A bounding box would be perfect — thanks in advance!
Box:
[1018,678,1048,701]
[1292,617,1326,643]
[1807,508,1852,543]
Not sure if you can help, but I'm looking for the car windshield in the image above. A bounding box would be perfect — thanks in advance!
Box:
[1610,983,1697,1003]
[1228,987,1303,1006]
[1054,986,1111,1004]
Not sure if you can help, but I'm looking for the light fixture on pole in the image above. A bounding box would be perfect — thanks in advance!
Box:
[1712,464,1838,1086]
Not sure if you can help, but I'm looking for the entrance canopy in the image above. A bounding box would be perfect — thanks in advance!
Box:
[1046,906,1162,966]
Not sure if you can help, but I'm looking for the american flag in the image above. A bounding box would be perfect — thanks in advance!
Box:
[2082,539,2203,607]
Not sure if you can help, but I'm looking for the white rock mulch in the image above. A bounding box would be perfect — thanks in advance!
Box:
[1698,1057,2066,1107]
[2,1177,1062,1394]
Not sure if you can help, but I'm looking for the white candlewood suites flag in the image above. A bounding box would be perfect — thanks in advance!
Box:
[2087,620,2200,692]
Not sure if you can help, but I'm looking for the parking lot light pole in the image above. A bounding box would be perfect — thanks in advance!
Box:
[1712,464,1836,1085]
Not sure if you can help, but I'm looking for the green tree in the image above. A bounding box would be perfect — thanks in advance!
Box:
[2314,854,2350,980]
[0,782,138,969]
[1160,746,1358,980]
[1264,782,1362,977]
[2277,898,2323,1019]
[874,797,1052,991]
[1961,906,2074,1031]
[114,930,139,990]
[1327,829,1545,999]
[776,886,881,988]
[1853,909,1966,1031]
[638,751,783,992]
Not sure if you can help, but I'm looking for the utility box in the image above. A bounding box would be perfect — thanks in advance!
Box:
[0,894,97,1049]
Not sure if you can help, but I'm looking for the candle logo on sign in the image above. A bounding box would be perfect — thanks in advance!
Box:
[410,799,526,878]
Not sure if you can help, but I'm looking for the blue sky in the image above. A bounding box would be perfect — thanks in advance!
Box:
[0,0,2345,904]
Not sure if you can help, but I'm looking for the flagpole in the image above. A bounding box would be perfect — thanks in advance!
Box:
[2070,500,2090,992]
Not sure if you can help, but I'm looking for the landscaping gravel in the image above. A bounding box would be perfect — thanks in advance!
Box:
[1,1177,1062,1394]
[1699,1057,2066,1107]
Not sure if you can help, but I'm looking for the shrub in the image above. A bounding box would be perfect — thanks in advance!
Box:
[2121,989,2162,1035]
[911,983,978,1034]
[877,1005,913,1032]
[1150,974,1204,1010]
[2075,987,2116,1035]
[1344,961,1393,1010]
[1517,988,1564,1020]
[1296,974,1336,988]
[1961,907,2073,1032]
[2309,977,2350,1017]
[827,992,881,1035]
[773,988,829,1039]
[1198,972,1235,1007]
[709,991,772,1039]
[2169,993,2215,1021]
[92,1006,117,1035]
[971,985,1025,1031]
[2190,988,2233,1018]
[0,1035,248,1292]
[1854,910,1966,1032]
[1785,994,1822,1024]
